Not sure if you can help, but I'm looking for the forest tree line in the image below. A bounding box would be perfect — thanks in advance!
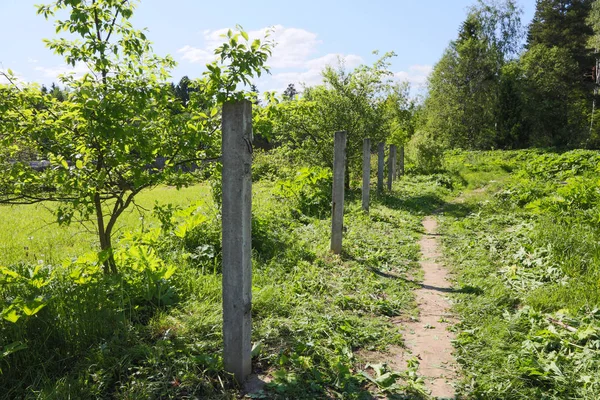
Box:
[421,0,600,158]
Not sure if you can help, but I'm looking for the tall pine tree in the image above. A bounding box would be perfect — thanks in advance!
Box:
[520,0,594,146]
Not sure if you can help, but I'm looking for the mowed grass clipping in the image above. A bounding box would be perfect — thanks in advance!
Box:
[441,150,600,399]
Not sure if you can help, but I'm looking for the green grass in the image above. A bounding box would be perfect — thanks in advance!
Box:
[12,149,600,399]
[0,184,212,266]
[440,149,600,399]
[0,172,452,399]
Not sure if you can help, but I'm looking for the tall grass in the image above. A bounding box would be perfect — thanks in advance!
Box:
[1,168,452,398]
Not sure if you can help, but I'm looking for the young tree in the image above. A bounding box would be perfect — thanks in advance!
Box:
[0,1,271,273]
[269,53,408,187]
[282,83,298,100]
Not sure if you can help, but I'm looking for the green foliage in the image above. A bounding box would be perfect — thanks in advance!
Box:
[274,167,333,218]
[406,129,445,173]
[421,0,523,151]
[0,172,447,398]
[0,1,271,273]
[361,359,428,396]
[0,265,52,324]
[441,149,600,399]
[528,0,593,63]
[519,44,589,147]
[265,52,413,185]
[421,0,599,150]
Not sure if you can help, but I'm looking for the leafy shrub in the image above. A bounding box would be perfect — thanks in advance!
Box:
[406,130,445,173]
[275,166,332,218]
[496,177,551,207]
[252,147,296,181]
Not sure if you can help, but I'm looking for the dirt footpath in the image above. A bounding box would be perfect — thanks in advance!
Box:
[398,216,458,398]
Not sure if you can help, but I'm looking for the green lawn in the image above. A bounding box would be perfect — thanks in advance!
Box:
[0,184,212,266]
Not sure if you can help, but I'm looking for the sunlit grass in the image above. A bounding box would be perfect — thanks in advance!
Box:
[0,184,212,266]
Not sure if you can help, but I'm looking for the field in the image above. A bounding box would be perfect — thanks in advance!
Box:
[441,150,600,398]
[3,149,600,399]
[1,166,447,399]
[4,0,600,398]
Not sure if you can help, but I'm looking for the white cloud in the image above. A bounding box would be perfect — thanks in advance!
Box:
[394,64,433,88]
[179,25,322,69]
[35,62,89,79]
[305,53,363,70]
[177,45,214,64]
[265,25,321,68]
[177,25,363,91]
[270,53,364,88]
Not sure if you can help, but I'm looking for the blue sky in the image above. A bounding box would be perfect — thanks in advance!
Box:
[0,0,536,94]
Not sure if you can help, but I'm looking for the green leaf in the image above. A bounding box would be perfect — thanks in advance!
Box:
[241,31,249,41]
[2,306,20,323]
[23,296,46,316]
[2,341,28,357]
[251,341,263,358]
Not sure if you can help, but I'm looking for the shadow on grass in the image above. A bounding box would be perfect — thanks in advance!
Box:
[367,267,483,295]
[374,192,446,215]
[371,191,476,219]
[260,378,428,400]
[440,201,476,218]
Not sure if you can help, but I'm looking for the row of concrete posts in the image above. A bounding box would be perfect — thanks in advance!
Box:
[332,135,405,255]
[220,100,405,384]
[361,139,404,212]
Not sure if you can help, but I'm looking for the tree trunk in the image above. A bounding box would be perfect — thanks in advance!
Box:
[95,192,117,274]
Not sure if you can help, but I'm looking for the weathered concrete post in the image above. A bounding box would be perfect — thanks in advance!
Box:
[399,146,405,176]
[331,131,347,254]
[362,138,371,211]
[221,100,253,383]
[388,145,397,190]
[377,142,385,193]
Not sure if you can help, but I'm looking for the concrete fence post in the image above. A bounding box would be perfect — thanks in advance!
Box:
[331,131,347,254]
[377,142,385,193]
[362,138,371,211]
[399,146,405,176]
[388,145,396,190]
[221,100,253,383]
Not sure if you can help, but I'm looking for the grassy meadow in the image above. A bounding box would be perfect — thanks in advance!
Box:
[441,150,600,399]
[0,164,453,399]
[3,149,600,399]
[0,185,213,267]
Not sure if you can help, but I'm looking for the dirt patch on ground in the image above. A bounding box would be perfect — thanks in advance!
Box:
[397,216,458,398]
[359,216,459,399]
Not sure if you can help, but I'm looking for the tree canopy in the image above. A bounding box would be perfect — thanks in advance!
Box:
[0,0,271,273]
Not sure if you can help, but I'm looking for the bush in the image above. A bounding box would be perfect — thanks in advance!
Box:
[274,166,332,218]
[406,130,445,173]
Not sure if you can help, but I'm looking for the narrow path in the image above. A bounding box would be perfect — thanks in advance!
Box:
[398,216,458,398]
